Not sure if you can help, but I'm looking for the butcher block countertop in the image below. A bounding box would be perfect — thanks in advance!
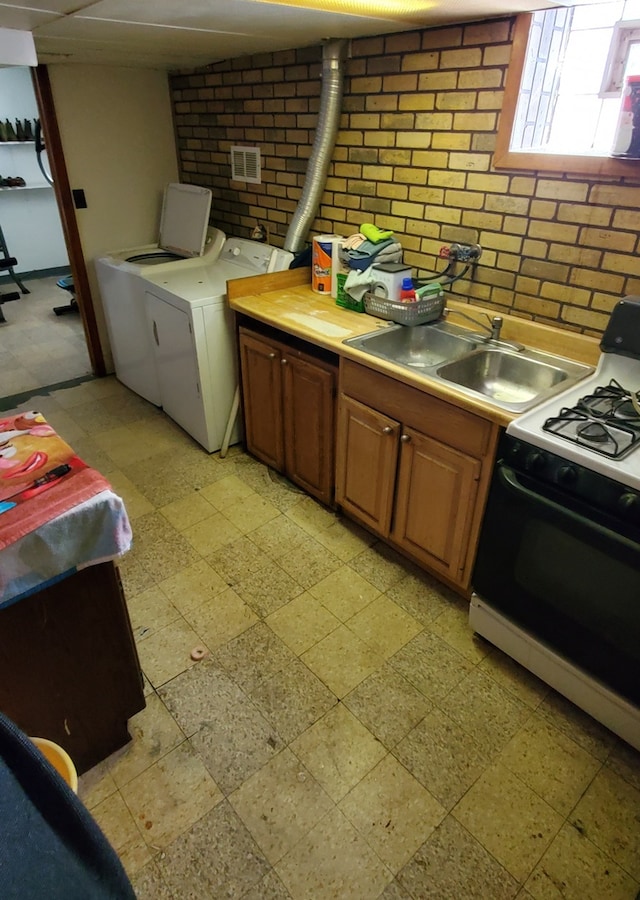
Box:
[227,268,601,428]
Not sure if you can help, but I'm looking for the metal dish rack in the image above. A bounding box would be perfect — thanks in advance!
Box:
[363,290,444,326]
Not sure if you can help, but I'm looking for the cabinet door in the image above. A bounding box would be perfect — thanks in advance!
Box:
[146,292,208,447]
[239,331,285,470]
[392,426,481,584]
[335,395,399,536]
[282,354,335,505]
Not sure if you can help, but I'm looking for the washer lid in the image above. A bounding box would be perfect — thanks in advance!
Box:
[159,183,212,258]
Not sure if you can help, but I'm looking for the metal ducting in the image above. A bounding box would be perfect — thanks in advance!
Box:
[284,39,348,254]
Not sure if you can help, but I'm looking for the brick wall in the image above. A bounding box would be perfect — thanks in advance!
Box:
[170,17,640,337]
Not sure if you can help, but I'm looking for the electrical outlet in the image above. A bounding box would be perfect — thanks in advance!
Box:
[449,242,482,263]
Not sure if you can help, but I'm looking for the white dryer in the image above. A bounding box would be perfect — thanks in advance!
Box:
[142,238,293,453]
[95,183,224,405]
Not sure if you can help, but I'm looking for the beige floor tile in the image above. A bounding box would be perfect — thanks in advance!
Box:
[182,511,242,556]
[275,807,393,900]
[302,623,384,698]
[242,869,292,900]
[224,493,280,533]
[390,630,474,701]
[453,762,564,883]
[230,748,334,864]
[570,767,640,881]
[394,706,490,810]
[233,558,304,617]
[78,759,118,810]
[137,533,201,583]
[340,754,445,872]
[314,517,375,561]
[386,570,452,627]
[479,646,550,709]
[267,592,341,656]
[606,739,640,792]
[429,600,492,663]
[250,657,337,743]
[205,535,271,585]
[189,701,283,795]
[248,513,310,560]
[349,542,410,592]
[343,664,432,749]
[91,790,152,877]
[443,667,533,753]
[107,470,155,519]
[285,494,338,536]
[290,703,387,802]
[309,564,380,621]
[158,492,216,531]
[537,692,618,762]
[137,617,209,688]
[380,881,413,900]
[398,815,518,900]
[118,553,156,597]
[126,584,181,640]
[198,473,256,509]
[184,586,259,650]
[121,742,223,850]
[214,622,296,694]
[525,822,638,899]
[500,714,602,816]
[158,657,246,737]
[157,558,229,617]
[347,594,423,659]
[107,693,187,789]
[156,801,270,898]
[129,859,175,900]
[278,536,342,590]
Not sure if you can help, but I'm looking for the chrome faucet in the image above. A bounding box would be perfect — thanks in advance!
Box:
[444,307,524,351]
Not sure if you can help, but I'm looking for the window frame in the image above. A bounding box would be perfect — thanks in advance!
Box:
[493,13,640,177]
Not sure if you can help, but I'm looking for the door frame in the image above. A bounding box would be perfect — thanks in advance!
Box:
[31,65,106,377]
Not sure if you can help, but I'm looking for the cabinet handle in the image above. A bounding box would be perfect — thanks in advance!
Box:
[400,433,411,443]
[382,426,393,434]
[268,352,276,359]
[152,320,159,346]
[281,358,288,365]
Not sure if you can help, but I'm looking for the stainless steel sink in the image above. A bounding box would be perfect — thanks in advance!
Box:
[344,321,478,368]
[343,321,594,412]
[436,347,581,409]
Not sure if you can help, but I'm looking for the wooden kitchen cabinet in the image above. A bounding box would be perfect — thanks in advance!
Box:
[239,325,338,506]
[336,359,499,593]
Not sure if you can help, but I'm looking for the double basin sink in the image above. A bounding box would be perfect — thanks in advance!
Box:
[344,320,593,413]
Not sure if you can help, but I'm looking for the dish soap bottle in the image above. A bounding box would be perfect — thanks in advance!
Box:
[399,276,415,302]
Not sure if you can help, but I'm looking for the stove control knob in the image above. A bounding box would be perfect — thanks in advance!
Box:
[524,450,545,473]
[557,465,578,486]
[619,492,640,514]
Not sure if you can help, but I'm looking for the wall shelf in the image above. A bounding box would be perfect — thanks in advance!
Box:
[0,184,52,192]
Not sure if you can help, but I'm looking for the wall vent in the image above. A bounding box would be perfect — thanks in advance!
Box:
[231,146,261,184]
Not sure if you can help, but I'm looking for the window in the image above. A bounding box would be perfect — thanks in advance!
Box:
[495,3,640,174]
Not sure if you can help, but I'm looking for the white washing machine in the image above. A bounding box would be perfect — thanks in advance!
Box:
[141,238,293,453]
[95,183,224,405]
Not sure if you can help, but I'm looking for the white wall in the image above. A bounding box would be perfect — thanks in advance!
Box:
[48,64,179,369]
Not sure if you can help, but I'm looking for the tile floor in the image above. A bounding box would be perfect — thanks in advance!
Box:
[0,274,92,397]
[3,375,640,900]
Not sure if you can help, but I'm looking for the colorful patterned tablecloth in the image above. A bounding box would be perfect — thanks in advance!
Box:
[0,411,132,608]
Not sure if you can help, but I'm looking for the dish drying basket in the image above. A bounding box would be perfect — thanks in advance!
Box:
[363,290,444,326]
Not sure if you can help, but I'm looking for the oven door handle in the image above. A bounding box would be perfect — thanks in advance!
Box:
[498,464,638,551]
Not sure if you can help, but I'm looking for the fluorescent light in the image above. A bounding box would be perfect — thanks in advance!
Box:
[245,0,436,21]
[0,29,37,67]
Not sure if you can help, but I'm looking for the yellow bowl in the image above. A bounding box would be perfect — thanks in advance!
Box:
[31,737,78,794]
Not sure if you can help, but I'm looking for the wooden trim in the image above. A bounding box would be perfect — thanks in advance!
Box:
[31,66,106,376]
[493,13,640,179]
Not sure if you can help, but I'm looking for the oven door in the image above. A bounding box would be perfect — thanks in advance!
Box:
[473,460,640,707]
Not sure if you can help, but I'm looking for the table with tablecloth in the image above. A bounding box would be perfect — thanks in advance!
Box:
[0,410,145,774]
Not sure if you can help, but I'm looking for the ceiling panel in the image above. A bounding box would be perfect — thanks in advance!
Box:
[0,0,592,70]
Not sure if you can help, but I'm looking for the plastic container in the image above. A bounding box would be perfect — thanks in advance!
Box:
[31,737,78,793]
[399,276,415,302]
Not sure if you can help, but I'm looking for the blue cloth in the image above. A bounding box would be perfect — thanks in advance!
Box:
[0,712,135,899]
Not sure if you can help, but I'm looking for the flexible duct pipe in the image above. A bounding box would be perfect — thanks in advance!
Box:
[284,39,348,254]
